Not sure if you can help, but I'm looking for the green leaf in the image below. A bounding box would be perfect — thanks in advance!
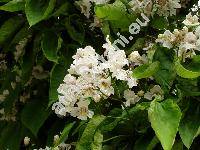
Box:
[147,136,160,150]
[127,38,146,54]
[150,16,168,30]
[20,35,40,84]
[0,0,25,12]
[0,122,24,150]
[54,122,75,147]
[0,16,24,46]
[25,0,56,26]
[76,115,106,150]
[148,99,182,150]
[133,136,159,150]
[49,62,68,106]
[133,136,151,150]
[153,47,176,93]
[65,15,85,44]
[95,0,136,30]
[21,99,50,136]
[101,21,110,38]
[53,2,72,17]
[175,60,200,79]
[42,32,62,63]
[172,140,184,150]
[179,101,200,148]
[4,24,32,52]
[91,130,103,150]
[176,78,200,96]
[0,0,11,2]
[101,102,150,132]
[48,44,75,107]
[132,61,160,79]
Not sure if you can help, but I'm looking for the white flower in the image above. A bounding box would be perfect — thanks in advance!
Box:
[144,91,153,100]
[195,26,200,38]
[73,100,94,120]
[91,0,109,4]
[184,32,197,44]
[68,46,99,76]
[97,77,114,97]
[196,39,200,50]
[35,146,51,150]
[58,143,71,150]
[156,30,176,49]
[129,0,151,13]
[144,85,163,100]
[154,0,181,17]
[126,71,138,88]
[0,108,4,114]
[63,74,77,84]
[52,102,68,116]
[54,135,59,143]
[76,0,91,18]
[16,76,21,82]
[90,16,102,29]
[105,50,129,72]
[137,90,145,97]
[112,69,127,80]
[178,44,196,62]
[129,0,181,17]
[3,90,9,95]
[129,51,148,65]
[123,89,141,107]
[76,0,110,18]
[129,51,141,62]
[35,142,71,150]
[32,65,49,79]
[183,13,200,26]
[0,95,5,102]
[167,0,181,16]
[24,137,30,146]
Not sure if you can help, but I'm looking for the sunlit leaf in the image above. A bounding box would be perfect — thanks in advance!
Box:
[132,61,160,79]
[76,115,106,150]
[148,99,182,150]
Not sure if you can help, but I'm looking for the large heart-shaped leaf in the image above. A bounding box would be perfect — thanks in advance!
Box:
[25,0,56,26]
[148,99,182,150]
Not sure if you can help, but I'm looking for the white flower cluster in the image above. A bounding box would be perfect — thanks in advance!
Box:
[123,85,163,108]
[129,0,181,17]
[52,36,138,120]
[156,13,200,61]
[34,143,71,150]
